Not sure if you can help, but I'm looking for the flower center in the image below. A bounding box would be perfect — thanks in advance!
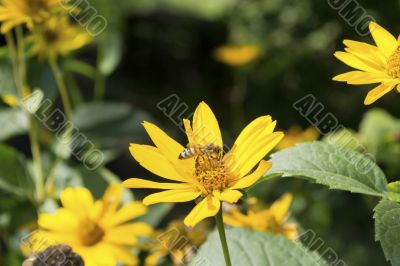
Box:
[78,219,104,246]
[193,146,228,194]
[387,46,400,78]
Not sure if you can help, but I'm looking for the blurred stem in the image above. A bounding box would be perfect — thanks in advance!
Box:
[65,73,84,106]
[5,32,22,95]
[230,70,247,133]
[215,207,232,266]
[49,56,73,120]
[94,45,106,100]
[15,27,45,203]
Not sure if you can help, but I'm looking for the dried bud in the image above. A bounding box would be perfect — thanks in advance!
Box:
[23,244,84,266]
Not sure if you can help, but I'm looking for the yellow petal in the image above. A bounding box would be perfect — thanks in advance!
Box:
[129,144,188,182]
[145,250,168,266]
[223,208,250,227]
[334,51,383,73]
[214,190,243,203]
[101,243,139,266]
[228,132,283,178]
[269,193,293,223]
[103,222,153,245]
[60,187,93,218]
[184,195,220,227]
[364,82,397,105]
[332,71,389,84]
[142,121,194,177]
[343,39,387,65]
[230,160,271,189]
[369,22,398,58]
[100,201,147,228]
[192,102,223,147]
[123,178,193,190]
[101,184,123,215]
[143,188,201,205]
[38,209,78,232]
[224,116,277,177]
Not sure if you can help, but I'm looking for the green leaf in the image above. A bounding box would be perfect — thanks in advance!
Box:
[98,32,123,76]
[0,144,34,197]
[190,228,328,266]
[359,108,400,155]
[0,108,28,140]
[268,142,387,197]
[374,200,400,266]
[73,102,154,149]
[0,60,18,96]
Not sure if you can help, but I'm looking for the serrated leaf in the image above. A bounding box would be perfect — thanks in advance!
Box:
[268,142,387,197]
[190,228,328,266]
[374,200,400,266]
[0,144,34,197]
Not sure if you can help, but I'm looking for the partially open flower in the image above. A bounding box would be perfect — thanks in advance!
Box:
[25,184,153,266]
[123,101,283,227]
[144,219,210,266]
[223,194,298,240]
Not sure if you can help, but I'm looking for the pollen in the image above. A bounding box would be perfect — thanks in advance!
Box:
[78,219,105,246]
[194,148,228,194]
[387,46,400,78]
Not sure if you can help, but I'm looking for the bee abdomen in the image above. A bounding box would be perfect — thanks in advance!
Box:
[178,147,196,159]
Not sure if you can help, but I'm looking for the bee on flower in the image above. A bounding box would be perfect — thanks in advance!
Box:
[24,184,154,266]
[333,21,400,105]
[123,101,284,227]
[223,194,298,240]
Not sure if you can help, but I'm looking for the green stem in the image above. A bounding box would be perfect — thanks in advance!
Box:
[14,27,44,203]
[5,32,22,95]
[29,118,44,202]
[215,206,232,266]
[94,45,106,101]
[49,56,73,120]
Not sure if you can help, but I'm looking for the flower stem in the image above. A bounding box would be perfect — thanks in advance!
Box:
[215,207,232,266]
[14,27,44,203]
[49,56,73,120]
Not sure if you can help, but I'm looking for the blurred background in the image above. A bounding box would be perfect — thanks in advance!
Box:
[1,0,400,265]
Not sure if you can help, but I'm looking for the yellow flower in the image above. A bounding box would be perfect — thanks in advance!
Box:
[214,44,261,66]
[223,194,298,240]
[25,185,153,266]
[123,101,284,227]
[27,17,91,59]
[275,126,319,151]
[0,0,61,33]
[333,21,400,105]
[144,220,210,266]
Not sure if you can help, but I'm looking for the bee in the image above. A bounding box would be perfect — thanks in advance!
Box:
[178,143,222,160]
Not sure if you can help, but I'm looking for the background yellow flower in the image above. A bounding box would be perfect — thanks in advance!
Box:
[214,44,261,66]
[333,22,400,105]
[26,17,91,59]
[275,126,319,151]
[0,0,60,33]
[25,185,153,266]
[223,194,298,240]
